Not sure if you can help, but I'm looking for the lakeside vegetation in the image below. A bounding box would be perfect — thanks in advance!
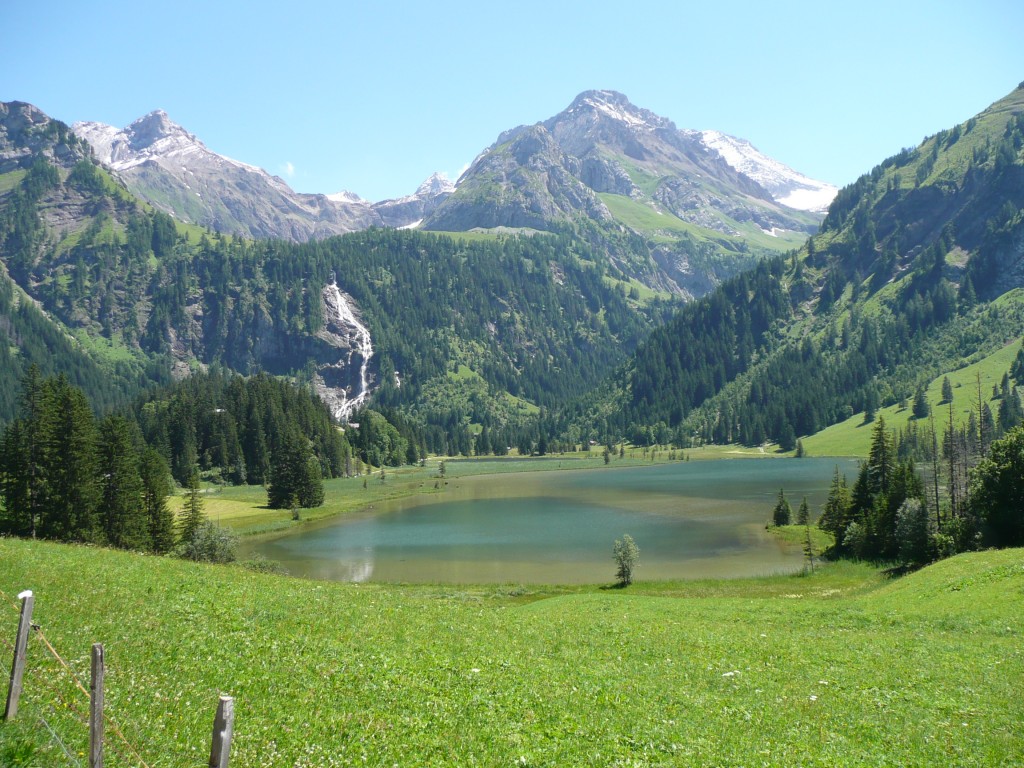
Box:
[1,539,1020,766]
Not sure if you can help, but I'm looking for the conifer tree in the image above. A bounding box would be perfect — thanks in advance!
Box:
[941,376,954,404]
[140,447,175,553]
[772,488,792,526]
[868,417,894,496]
[41,376,100,542]
[179,471,206,543]
[97,414,149,550]
[818,466,852,544]
[796,496,811,526]
[9,366,47,538]
[912,387,930,419]
[0,420,33,536]
[267,428,324,509]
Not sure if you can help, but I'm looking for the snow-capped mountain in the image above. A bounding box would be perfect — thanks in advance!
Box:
[74,111,453,240]
[698,130,838,213]
[72,96,833,244]
[424,90,830,236]
[74,111,385,240]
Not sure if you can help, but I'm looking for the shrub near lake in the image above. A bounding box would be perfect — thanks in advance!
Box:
[1,538,1021,766]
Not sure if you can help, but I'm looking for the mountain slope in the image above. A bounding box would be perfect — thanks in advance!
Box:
[73,111,388,240]
[699,130,837,213]
[1,102,662,440]
[585,83,1024,448]
[0,102,166,416]
[74,111,455,240]
[422,90,831,298]
[425,90,829,236]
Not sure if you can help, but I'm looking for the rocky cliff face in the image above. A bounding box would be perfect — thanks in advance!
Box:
[73,110,455,239]
[424,124,614,232]
[0,101,88,173]
[314,281,376,421]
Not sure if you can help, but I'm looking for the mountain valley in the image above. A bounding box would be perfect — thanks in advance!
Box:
[1,84,1023,461]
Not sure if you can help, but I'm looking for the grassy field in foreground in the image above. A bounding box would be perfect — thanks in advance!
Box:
[0,540,1021,766]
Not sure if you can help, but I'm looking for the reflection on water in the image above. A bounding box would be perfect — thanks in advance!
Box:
[241,458,857,584]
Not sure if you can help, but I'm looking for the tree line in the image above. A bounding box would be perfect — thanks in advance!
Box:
[0,366,447,554]
[0,367,175,551]
[817,410,1024,570]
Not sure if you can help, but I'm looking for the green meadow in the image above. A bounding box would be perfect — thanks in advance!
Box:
[1,539,1021,766]
[802,337,1022,457]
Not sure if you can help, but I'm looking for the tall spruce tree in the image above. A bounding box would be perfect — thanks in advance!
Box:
[179,471,206,543]
[140,447,175,553]
[818,466,852,545]
[40,376,100,542]
[97,414,149,550]
[941,376,954,404]
[267,427,324,509]
[796,496,811,526]
[772,488,792,526]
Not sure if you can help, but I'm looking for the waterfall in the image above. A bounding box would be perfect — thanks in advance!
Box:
[326,280,374,421]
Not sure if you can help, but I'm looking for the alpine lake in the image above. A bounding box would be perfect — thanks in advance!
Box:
[239,456,857,584]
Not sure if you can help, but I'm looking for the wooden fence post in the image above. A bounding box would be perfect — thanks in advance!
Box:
[209,695,234,768]
[90,643,104,768]
[3,590,34,721]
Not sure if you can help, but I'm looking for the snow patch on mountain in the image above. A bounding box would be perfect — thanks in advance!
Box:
[73,110,436,237]
[564,90,674,134]
[698,130,837,213]
[74,111,263,177]
[327,190,369,205]
[583,95,649,129]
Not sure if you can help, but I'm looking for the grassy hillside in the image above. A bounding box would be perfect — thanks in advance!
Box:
[1,540,1020,766]
[803,335,1023,456]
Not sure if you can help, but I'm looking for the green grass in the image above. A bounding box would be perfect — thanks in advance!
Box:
[0,169,27,194]
[171,464,450,536]
[598,192,810,252]
[803,337,1022,457]
[601,274,676,305]
[0,540,1020,766]
[599,192,696,235]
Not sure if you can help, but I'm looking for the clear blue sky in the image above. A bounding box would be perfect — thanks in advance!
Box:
[3,1,1022,201]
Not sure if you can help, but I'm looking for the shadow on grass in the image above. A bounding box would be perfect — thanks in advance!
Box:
[599,582,630,591]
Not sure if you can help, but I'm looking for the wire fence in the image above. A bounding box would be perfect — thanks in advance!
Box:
[1,585,165,768]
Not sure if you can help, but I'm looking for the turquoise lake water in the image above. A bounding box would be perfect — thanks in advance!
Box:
[243,457,857,584]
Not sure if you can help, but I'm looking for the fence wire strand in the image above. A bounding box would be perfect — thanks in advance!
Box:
[38,711,84,768]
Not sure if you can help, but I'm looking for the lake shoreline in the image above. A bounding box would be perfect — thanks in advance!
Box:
[238,456,857,585]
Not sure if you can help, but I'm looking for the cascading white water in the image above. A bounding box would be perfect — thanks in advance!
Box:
[326,280,373,421]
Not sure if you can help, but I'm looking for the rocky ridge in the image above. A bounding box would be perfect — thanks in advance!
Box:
[73,111,451,240]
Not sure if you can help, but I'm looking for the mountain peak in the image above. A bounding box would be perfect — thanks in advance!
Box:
[558,90,674,132]
[122,109,197,152]
[73,109,205,172]
[416,172,454,197]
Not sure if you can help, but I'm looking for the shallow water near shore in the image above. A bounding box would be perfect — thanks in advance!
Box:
[242,457,857,584]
